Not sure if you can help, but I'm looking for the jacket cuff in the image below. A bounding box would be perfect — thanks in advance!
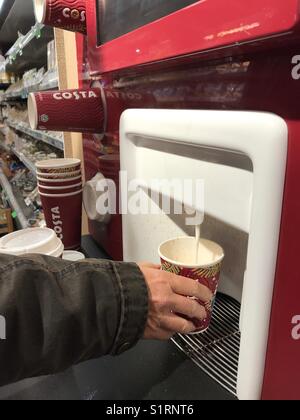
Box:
[110,262,149,355]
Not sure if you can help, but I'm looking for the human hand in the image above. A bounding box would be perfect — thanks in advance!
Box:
[138,262,213,340]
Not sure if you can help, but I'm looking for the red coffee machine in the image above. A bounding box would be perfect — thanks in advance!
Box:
[44,0,300,400]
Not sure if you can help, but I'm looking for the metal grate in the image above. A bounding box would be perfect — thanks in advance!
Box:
[172,293,241,397]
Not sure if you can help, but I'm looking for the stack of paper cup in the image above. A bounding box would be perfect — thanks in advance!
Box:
[0,228,64,258]
[36,159,83,250]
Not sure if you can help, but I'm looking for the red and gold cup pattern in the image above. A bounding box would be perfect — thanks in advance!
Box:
[161,259,222,333]
[29,88,105,133]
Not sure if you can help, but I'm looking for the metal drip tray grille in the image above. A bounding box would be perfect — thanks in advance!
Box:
[172,293,241,397]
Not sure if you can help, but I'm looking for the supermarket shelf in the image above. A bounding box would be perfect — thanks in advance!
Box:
[0,141,11,153]
[0,136,37,176]
[3,80,59,100]
[12,148,36,176]
[7,120,64,151]
[2,92,27,100]
[37,80,59,91]
[0,23,44,73]
[0,168,28,229]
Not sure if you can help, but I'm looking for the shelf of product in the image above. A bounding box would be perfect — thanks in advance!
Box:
[0,153,45,229]
[0,34,58,101]
[0,125,9,151]
[12,147,37,175]
[1,68,58,100]
[0,124,63,178]
[0,168,28,229]
[1,103,28,124]
[0,70,16,87]
[8,120,64,151]
[2,104,64,150]
[0,142,11,154]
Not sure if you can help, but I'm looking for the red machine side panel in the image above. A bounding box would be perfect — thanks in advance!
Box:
[87,0,300,74]
[262,120,300,400]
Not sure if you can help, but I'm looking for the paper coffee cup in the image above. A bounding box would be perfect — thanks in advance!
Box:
[34,0,87,34]
[159,237,224,334]
[39,189,83,250]
[28,89,104,133]
[0,227,64,258]
[36,159,81,174]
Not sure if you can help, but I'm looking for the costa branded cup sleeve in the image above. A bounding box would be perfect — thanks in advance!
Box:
[36,158,81,174]
[0,227,64,258]
[159,237,224,334]
[39,189,83,250]
[34,0,87,34]
[28,89,104,133]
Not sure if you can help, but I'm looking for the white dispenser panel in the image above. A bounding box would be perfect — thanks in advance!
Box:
[120,109,287,400]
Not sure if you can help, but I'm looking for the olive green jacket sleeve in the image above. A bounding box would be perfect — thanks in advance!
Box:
[0,254,148,387]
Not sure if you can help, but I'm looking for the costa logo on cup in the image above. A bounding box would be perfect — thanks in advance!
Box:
[41,114,49,123]
[40,190,83,250]
[51,206,63,240]
[53,90,98,101]
[28,89,105,133]
[34,0,87,34]
[63,7,86,22]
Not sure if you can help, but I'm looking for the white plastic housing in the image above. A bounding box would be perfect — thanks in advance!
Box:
[120,109,288,400]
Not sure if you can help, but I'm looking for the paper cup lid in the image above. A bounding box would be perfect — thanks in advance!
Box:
[36,159,81,170]
[50,241,64,258]
[0,227,63,256]
[62,251,85,261]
